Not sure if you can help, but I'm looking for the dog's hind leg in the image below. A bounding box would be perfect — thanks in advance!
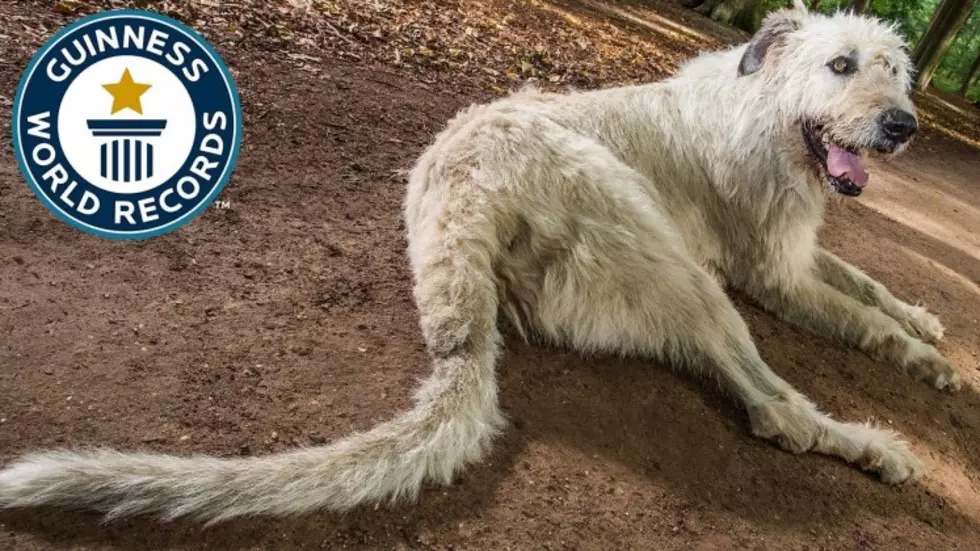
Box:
[522,170,925,484]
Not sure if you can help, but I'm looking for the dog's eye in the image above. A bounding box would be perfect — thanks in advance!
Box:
[828,56,856,75]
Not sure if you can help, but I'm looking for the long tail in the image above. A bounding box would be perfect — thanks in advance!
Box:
[0,203,506,523]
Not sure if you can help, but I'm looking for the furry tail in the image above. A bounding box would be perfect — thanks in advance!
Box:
[0,210,506,523]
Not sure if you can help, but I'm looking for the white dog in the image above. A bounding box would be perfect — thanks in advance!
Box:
[0,2,960,523]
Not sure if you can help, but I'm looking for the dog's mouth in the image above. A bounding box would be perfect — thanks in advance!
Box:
[800,122,868,197]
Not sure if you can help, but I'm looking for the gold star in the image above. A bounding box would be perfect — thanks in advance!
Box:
[101,68,152,115]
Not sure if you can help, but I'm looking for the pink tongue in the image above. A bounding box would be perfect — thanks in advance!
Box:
[827,144,869,188]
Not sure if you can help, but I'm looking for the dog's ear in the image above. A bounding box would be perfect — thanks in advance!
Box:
[737,9,805,76]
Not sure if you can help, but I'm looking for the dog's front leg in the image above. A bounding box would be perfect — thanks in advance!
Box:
[745,271,961,391]
[815,249,945,343]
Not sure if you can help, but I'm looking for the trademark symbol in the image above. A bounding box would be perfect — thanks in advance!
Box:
[213,200,231,210]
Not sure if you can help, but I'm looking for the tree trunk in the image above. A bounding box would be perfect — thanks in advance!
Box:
[848,0,870,13]
[960,46,980,96]
[692,0,762,32]
[912,0,977,92]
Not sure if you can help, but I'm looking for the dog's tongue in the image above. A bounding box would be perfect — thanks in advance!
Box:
[827,144,869,188]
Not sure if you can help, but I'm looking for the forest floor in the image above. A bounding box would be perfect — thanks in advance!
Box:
[1,0,979,549]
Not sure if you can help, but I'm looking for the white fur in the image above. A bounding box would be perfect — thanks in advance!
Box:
[0,7,960,523]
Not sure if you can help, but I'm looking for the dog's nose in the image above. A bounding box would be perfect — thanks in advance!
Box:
[880,109,917,142]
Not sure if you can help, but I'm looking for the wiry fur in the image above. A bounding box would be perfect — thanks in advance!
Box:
[0,6,962,522]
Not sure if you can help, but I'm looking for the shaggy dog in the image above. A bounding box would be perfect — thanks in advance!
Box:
[0,2,960,523]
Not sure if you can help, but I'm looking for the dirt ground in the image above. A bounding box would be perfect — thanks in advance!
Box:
[1,0,979,549]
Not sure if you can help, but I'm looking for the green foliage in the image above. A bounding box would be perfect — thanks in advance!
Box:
[755,0,980,99]
[931,6,979,97]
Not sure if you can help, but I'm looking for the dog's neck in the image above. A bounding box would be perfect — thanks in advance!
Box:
[670,72,815,207]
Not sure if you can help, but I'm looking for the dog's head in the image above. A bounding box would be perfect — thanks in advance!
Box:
[737,1,915,197]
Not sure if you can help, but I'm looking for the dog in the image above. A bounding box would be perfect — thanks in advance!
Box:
[0,2,961,523]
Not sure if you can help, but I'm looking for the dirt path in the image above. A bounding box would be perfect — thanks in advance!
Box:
[1,1,979,549]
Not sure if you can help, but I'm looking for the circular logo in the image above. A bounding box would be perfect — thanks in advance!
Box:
[12,10,242,239]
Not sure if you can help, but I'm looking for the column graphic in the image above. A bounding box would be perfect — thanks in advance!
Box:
[86,119,167,182]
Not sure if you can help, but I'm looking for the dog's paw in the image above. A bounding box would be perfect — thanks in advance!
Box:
[898,303,945,343]
[856,429,925,484]
[903,343,961,392]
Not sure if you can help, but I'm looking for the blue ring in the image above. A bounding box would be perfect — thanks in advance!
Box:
[11,9,243,240]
